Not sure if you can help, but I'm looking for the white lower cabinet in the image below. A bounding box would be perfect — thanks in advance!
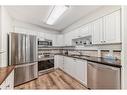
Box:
[68,58,87,86]
[92,10,121,44]
[64,56,74,76]
[55,55,87,86]
[74,59,87,86]
[54,55,64,70]
[0,70,14,90]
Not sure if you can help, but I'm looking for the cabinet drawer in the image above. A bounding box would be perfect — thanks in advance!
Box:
[6,70,14,89]
[0,80,6,90]
[0,70,14,90]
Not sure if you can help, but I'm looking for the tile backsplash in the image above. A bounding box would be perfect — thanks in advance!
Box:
[67,50,98,57]
[101,50,121,60]
[38,48,121,60]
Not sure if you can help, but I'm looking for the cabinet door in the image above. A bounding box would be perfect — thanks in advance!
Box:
[64,57,74,75]
[103,10,121,43]
[92,18,103,44]
[54,55,59,68]
[63,57,87,86]
[0,80,6,90]
[44,33,56,46]
[63,56,68,73]
[79,23,92,37]
[55,55,64,70]
[58,56,64,70]
[63,33,72,46]
[0,70,14,90]
[72,24,92,39]
[71,29,80,39]
[6,70,14,89]
[75,59,87,86]
[56,34,64,46]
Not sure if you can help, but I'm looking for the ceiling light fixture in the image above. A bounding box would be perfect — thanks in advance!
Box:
[46,5,69,25]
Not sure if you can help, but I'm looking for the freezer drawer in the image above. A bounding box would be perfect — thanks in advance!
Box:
[14,62,38,86]
[87,62,121,89]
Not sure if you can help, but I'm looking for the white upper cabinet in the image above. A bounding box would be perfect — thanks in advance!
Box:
[37,32,45,41]
[72,23,92,39]
[79,23,92,37]
[103,10,121,43]
[59,10,121,46]
[56,34,64,46]
[44,33,57,46]
[92,10,121,44]
[63,23,92,46]
[63,32,72,46]
[92,18,103,44]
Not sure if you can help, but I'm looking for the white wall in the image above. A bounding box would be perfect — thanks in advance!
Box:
[62,6,121,34]
[121,6,127,89]
[0,6,14,67]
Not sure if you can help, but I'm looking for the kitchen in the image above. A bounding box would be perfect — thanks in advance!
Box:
[0,5,126,90]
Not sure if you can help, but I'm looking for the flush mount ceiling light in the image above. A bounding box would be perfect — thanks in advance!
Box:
[46,5,69,25]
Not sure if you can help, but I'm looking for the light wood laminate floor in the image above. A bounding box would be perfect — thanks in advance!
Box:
[15,69,87,90]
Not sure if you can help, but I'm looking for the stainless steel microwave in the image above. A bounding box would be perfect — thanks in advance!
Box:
[38,40,52,47]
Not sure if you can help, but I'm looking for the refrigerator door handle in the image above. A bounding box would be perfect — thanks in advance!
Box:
[18,34,26,63]
[15,63,37,68]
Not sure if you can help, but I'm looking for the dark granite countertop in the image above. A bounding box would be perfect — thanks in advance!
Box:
[0,66,15,85]
[56,54,121,68]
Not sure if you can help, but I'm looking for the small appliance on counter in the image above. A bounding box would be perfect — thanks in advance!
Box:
[72,36,92,46]
[64,50,68,55]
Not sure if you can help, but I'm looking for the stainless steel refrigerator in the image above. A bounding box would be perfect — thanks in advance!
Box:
[9,32,38,86]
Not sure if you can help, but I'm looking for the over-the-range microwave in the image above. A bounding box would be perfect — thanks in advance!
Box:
[38,40,52,47]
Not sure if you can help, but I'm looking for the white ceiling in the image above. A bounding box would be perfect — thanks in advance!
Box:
[6,5,102,31]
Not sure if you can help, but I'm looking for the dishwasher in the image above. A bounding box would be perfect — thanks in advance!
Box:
[87,61,121,89]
